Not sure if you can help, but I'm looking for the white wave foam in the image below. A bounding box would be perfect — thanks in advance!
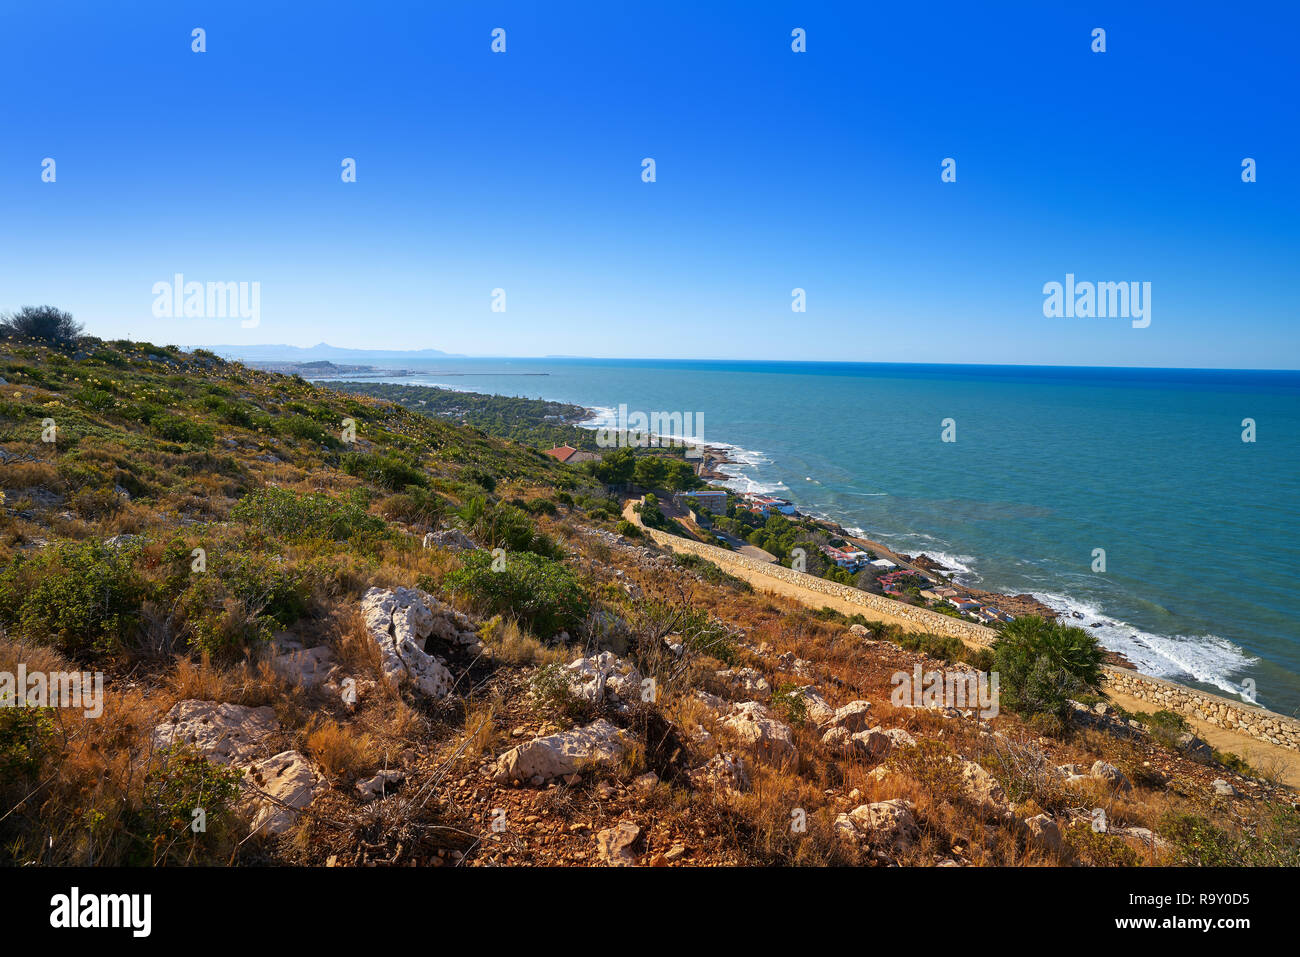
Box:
[1033,591,1259,701]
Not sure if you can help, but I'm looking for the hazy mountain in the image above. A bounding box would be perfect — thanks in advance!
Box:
[199,342,462,362]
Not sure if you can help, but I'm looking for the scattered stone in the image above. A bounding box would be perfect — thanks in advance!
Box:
[1211,778,1240,797]
[716,667,772,700]
[693,690,730,712]
[1024,813,1064,855]
[594,821,640,866]
[1175,731,1214,763]
[493,719,632,785]
[1089,760,1133,792]
[823,700,873,733]
[244,750,326,836]
[356,769,405,801]
[564,652,643,711]
[689,752,751,796]
[269,634,337,688]
[836,799,919,854]
[633,771,660,793]
[720,702,798,767]
[960,761,1010,820]
[787,685,834,724]
[820,726,852,753]
[423,528,476,550]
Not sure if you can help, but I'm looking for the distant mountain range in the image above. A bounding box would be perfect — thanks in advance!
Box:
[199,343,462,362]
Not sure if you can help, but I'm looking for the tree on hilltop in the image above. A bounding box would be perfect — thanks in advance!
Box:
[0,305,84,345]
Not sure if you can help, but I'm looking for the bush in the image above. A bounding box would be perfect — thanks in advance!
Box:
[230,486,386,542]
[151,413,215,447]
[0,706,55,776]
[0,305,82,345]
[1160,806,1300,867]
[991,616,1104,720]
[457,496,556,557]
[380,487,447,527]
[341,451,428,490]
[0,541,144,655]
[442,550,588,639]
[135,746,244,865]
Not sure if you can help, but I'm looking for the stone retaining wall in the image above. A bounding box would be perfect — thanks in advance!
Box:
[1100,667,1300,753]
[643,524,1300,754]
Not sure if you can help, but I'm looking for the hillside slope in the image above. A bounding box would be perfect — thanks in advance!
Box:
[0,338,1296,867]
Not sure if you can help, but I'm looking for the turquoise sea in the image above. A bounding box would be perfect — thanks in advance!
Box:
[326,359,1300,715]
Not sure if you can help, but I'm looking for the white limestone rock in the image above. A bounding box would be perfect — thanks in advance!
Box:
[153,700,279,766]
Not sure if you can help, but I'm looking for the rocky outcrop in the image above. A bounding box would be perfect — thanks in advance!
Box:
[564,652,643,711]
[153,700,279,765]
[360,587,457,698]
[836,799,919,855]
[719,702,798,767]
[243,750,326,836]
[493,719,632,785]
[688,752,751,796]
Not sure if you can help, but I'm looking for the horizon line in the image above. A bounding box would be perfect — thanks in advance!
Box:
[188,344,1300,375]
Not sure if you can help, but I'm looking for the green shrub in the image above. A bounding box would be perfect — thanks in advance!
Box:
[341,451,427,490]
[529,663,589,720]
[73,387,114,411]
[135,746,244,865]
[1066,821,1140,866]
[0,541,144,655]
[151,413,215,446]
[991,616,1104,720]
[380,487,447,527]
[0,706,56,776]
[457,496,557,557]
[230,486,386,542]
[442,550,588,639]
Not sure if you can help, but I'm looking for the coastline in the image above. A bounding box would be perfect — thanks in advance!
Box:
[675,434,1132,662]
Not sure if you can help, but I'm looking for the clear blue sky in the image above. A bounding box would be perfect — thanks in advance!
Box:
[2,1,1296,367]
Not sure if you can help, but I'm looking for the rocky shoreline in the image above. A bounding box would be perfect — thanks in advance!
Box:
[690,445,1136,668]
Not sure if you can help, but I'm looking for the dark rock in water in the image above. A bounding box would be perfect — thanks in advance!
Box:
[1071,611,1084,619]
[1090,622,1103,628]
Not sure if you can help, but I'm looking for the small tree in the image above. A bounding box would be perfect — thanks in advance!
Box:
[0,305,83,345]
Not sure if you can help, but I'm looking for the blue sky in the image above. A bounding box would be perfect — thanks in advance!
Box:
[2,1,1297,367]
